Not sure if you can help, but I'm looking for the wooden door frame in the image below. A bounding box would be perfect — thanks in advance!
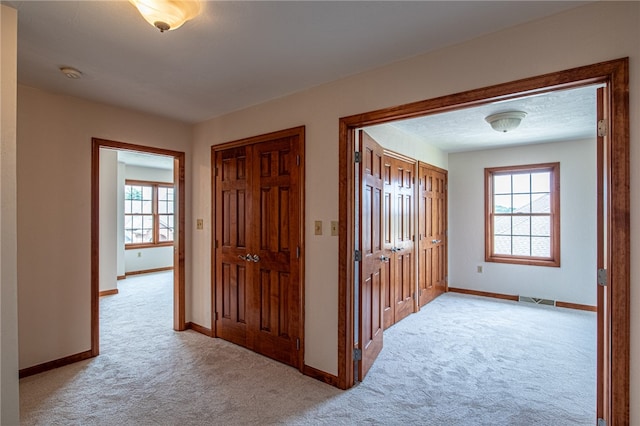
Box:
[337,58,629,423]
[210,125,306,372]
[91,138,187,357]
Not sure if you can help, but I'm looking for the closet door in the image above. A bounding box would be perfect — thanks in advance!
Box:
[418,163,448,307]
[216,147,251,347]
[391,156,415,324]
[214,128,303,369]
[248,136,301,368]
[382,154,415,329]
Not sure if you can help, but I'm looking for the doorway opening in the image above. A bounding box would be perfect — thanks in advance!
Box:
[338,58,629,423]
[91,138,187,357]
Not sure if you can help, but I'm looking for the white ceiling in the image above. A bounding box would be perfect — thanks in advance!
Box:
[5,1,597,154]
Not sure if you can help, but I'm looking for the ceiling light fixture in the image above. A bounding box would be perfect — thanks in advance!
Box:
[60,66,82,79]
[130,0,201,33]
[485,111,527,133]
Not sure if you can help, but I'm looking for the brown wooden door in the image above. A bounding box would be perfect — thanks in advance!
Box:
[216,146,250,347]
[418,163,447,307]
[382,153,415,329]
[359,131,385,379]
[214,129,303,369]
[248,136,301,368]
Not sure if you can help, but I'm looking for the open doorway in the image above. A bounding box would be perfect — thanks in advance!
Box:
[91,138,186,356]
[338,58,629,423]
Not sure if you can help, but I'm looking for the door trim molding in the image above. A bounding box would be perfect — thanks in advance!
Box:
[91,138,187,358]
[210,125,306,372]
[338,58,629,425]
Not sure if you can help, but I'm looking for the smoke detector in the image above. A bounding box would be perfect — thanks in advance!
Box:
[60,67,82,79]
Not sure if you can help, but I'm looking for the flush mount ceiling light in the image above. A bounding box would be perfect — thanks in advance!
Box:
[60,66,82,79]
[485,111,527,133]
[130,0,201,33]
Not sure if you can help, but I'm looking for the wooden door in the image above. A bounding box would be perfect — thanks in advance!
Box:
[216,146,251,347]
[249,137,301,368]
[214,128,303,370]
[382,154,415,329]
[418,163,447,307]
[359,131,385,379]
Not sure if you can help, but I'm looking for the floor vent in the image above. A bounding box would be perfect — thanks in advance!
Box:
[518,296,556,306]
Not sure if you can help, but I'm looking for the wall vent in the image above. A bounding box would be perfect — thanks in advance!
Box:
[518,296,556,306]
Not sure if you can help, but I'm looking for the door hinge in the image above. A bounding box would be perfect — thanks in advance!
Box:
[296,246,300,259]
[296,338,300,351]
[296,155,300,166]
[354,250,362,262]
[214,312,219,321]
[215,167,219,177]
[598,119,607,138]
[598,268,607,286]
[353,348,362,361]
[354,151,362,163]
[597,418,606,426]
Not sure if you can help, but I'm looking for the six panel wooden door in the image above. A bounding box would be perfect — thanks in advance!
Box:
[359,131,385,379]
[215,130,302,369]
[382,154,415,329]
[418,163,448,307]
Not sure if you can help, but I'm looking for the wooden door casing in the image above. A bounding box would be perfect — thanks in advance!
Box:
[214,127,304,370]
[359,131,385,379]
[418,163,447,308]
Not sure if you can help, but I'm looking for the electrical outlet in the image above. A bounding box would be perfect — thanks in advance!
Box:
[477,265,483,273]
[331,221,339,236]
[137,252,142,258]
[196,219,204,230]
[314,220,323,236]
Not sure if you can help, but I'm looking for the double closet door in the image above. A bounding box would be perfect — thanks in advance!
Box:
[213,128,303,369]
[382,153,416,329]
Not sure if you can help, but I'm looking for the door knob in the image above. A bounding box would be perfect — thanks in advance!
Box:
[432,239,441,244]
[250,254,260,263]
[238,254,251,261]
[380,255,390,262]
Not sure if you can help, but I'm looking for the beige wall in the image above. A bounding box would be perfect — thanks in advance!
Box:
[16,86,192,369]
[191,0,639,416]
[1,5,20,424]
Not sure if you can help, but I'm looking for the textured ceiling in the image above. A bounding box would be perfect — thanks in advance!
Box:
[379,84,600,153]
[7,1,591,124]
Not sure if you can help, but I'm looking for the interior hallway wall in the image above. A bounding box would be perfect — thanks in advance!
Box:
[0,5,20,424]
[16,86,192,370]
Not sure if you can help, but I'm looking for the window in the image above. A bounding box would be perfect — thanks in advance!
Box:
[124,181,174,247]
[485,163,560,267]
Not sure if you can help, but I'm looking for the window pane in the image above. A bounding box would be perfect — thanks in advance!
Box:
[158,200,167,214]
[494,175,511,194]
[512,236,531,256]
[531,216,550,236]
[532,237,550,257]
[131,200,142,214]
[158,187,167,199]
[512,173,530,194]
[142,186,152,200]
[494,236,511,255]
[142,200,153,214]
[531,193,550,213]
[159,214,174,242]
[513,216,530,236]
[512,194,530,213]
[531,172,550,193]
[494,195,512,213]
[494,216,511,235]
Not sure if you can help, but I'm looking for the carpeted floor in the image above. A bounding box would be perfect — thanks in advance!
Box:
[19,271,596,425]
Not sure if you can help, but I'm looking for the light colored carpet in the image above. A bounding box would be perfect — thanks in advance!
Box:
[20,272,595,425]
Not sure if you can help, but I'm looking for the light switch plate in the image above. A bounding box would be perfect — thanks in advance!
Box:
[331,221,339,236]
[314,220,323,235]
